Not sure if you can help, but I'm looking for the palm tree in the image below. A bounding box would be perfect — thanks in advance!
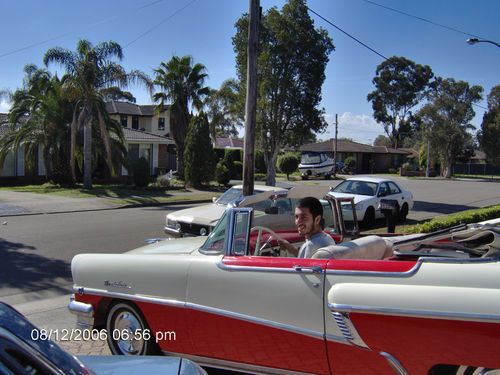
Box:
[0,65,72,182]
[44,39,151,188]
[153,55,209,179]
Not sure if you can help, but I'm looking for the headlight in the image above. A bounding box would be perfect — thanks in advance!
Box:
[166,219,177,228]
[355,202,364,210]
[200,227,208,236]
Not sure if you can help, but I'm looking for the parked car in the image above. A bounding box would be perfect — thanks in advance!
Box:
[0,302,206,375]
[165,184,288,237]
[299,151,339,179]
[329,176,414,226]
[70,186,500,375]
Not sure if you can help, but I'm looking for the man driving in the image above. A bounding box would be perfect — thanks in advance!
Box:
[278,197,336,258]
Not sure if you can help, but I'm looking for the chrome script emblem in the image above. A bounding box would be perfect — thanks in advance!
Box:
[104,280,132,289]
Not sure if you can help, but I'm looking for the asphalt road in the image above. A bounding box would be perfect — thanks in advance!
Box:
[0,204,197,306]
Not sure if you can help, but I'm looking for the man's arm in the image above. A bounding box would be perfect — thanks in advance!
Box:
[278,239,299,257]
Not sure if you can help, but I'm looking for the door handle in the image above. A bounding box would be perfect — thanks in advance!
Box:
[293,265,323,273]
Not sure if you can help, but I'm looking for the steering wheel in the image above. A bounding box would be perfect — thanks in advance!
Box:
[250,226,285,256]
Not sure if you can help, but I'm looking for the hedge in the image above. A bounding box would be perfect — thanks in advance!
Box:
[404,204,500,233]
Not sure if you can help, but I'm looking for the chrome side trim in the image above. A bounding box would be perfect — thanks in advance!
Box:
[379,351,409,375]
[216,260,325,274]
[324,333,349,345]
[163,350,317,375]
[73,286,324,340]
[330,312,370,349]
[325,256,497,277]
[329,303,500,323]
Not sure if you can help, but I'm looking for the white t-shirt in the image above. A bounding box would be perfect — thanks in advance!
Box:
[298,231,336,258]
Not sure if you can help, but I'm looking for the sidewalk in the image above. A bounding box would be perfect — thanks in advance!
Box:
[0,189,215,217]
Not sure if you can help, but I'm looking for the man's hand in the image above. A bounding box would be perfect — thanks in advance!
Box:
[278,239,298,257]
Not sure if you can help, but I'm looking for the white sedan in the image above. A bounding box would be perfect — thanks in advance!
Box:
[329,177,413,226]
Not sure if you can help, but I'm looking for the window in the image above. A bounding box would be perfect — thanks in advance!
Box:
[120,115,127,127]
[132,116,139,130]
[201,211,229,253]
[388,182,401,195]
[158,117,165,131]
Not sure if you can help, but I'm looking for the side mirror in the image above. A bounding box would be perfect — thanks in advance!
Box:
[378,191,387,197]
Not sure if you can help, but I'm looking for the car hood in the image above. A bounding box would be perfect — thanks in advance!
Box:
[125,236,207,255]
[79,355,206,375]
[167,204,225,226]
[329,191,371,204]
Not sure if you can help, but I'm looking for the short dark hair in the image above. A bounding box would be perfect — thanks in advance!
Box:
[296,197,324,221]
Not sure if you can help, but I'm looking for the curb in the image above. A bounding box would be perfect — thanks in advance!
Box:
[0,199,213,218]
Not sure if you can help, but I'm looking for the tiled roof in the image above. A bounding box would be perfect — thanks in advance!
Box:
[215,137,244,149]
[471,150,486,160]
[301,138,408,155]
[123,127,175,144]
[105,100,168,116]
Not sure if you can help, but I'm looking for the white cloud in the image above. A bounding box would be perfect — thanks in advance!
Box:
[0,99,11,113]
[322,112,386,145]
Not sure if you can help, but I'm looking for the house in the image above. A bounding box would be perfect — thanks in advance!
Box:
[0,102,177,181]
[301,138,409,173]
[214,136,244,149]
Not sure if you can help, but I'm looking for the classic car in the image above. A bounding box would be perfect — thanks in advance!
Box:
[165,184,288,237]
[330,176,414,226]
[69,186,500,375]
[0,302,206,375]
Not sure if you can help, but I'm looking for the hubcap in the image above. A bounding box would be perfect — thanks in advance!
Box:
[114,311,145,355]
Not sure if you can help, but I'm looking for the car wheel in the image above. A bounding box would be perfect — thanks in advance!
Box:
[362,206,375,228]
[455,366,500,375]
[399,203,409,223]
[106,302,159,355]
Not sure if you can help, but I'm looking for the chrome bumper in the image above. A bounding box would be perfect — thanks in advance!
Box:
[68,295,95,328]
[164,226,183,237]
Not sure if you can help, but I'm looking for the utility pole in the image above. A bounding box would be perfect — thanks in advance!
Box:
[242,0,260,196]
[333,114,338,177]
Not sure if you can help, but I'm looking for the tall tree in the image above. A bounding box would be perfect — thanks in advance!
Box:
[478,85,500,166]
[233,0,334,186]
[367,56,435,148]
[184,112,216,188]
[373,134,391,147]
[204,79,243,143]
[0,65,72,182]
[153,55,209,180]
[417,78,482,178]
[44,39,150,188]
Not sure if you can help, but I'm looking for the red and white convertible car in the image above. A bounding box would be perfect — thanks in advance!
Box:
[69,186,500,375]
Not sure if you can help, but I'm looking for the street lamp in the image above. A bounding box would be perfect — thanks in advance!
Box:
[466,38,500,48]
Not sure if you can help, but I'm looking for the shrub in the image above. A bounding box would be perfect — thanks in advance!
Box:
[215,161,231,185]
[222,149,243,179]
[184,113,216,187]
[255,150,266,173]
[133,157,151,187]
[155,174,171,188]
[404,205,500,233]
[233,160,243,179]
[277,153,299,180]
[343,156,356,174]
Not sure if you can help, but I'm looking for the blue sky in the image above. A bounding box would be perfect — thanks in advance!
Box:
[0,0,498,145]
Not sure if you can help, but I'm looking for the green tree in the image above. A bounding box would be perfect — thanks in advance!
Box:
[478,85,500,166]
[373,134,391,147]
[417,78,482,178]
[153,55,209,180]
[367,56,435,148]
[184,113,215,187]
[277,153,299,180]
[204,79,243,143]
[233,0,334,186]
[0,65,72,183]
[44,39,150,188]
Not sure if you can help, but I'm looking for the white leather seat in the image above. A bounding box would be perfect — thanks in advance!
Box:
[311,235,393,260]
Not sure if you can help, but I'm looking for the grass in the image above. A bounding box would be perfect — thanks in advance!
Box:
[0,183,221,205]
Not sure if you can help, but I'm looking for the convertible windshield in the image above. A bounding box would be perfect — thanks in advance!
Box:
[201,210,229,252]
[333,180,378,196]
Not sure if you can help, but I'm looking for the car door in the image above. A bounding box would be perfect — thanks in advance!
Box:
[185,208,331,374]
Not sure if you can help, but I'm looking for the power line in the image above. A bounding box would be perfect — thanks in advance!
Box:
[306,7,388,60]
[124,0,197,48]
[361,0,490,40]
[0,0,170,60]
